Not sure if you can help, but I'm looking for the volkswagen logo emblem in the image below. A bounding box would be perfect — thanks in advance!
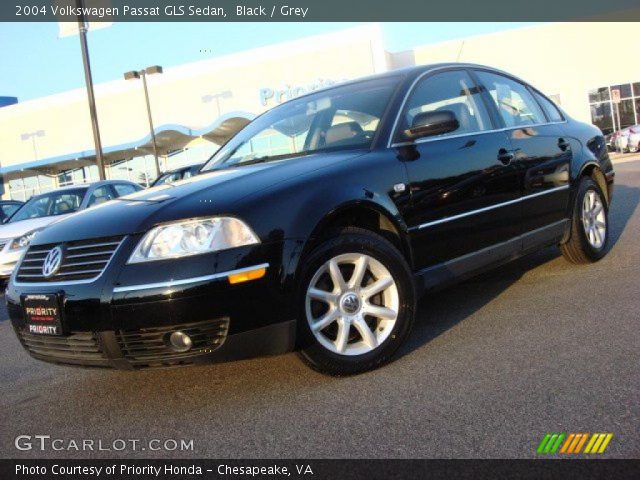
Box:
[42,246,63,278]
[340,292,361,315]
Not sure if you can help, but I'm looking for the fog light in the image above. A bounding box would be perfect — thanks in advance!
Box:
[168,331,192,352]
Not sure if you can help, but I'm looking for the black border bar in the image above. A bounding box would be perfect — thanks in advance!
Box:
[3,459,640,480]
[4,0,640,22]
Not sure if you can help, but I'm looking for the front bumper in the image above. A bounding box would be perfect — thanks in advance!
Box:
[6,237,301,369]
[12,318,295,370]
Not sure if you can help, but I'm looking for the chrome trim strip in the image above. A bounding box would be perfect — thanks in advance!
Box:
[389,120,568,149]
[409,185,569,232]
[112,263,270,293]
[386,66,567,149]
[67,241,121,251]
[12,237,127,287]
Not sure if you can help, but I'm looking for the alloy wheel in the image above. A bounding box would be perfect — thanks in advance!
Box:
[581,189,606,249]
[305,253,399,356]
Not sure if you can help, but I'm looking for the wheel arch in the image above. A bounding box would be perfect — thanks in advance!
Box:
[578,162,609,205]
[300,200,414,271]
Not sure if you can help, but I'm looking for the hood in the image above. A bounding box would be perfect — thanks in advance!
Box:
[0,215,68,240]
[33,150,365,244]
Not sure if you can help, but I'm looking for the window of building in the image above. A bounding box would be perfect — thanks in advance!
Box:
[619,99,637,130]
[588,81,640,134]
[475,71,546,127]
[611,84,633,99]
[396,70,491,142]
[590,102,614,135]
[8,175,56,201]
[588,87,610,103]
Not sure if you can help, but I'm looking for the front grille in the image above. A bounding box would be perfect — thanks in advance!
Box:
[116,319,229,368]
[0,239,7,251]
[16,235,124,283]
[17,330,110,368]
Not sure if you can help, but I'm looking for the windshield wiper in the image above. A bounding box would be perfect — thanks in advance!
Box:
[224,156,274,168]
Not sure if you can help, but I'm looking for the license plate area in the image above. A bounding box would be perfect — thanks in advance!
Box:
[21,294,65,336]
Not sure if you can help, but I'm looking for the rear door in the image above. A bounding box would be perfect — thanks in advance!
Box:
[391,69,521,270]
[472,70,571,244]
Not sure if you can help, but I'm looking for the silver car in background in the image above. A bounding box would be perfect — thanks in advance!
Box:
[0,180,143,279]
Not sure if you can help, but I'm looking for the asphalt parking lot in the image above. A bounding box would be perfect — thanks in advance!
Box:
[1,160,639,460]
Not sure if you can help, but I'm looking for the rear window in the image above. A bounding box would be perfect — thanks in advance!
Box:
[533,91,564,123]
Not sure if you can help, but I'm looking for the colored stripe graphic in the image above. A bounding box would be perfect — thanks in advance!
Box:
[537,434,552,454]
[573,433,588,453]
[560,433,575,453]
[585,433,614,454]
[537,433,565,454]
[539,433,613,454]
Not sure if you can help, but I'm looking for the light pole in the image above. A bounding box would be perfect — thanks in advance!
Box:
[20,130,45,161]
[202,90,232,117]
[124,66,163,176]
[20,130,45,194]
[76,0,106,180]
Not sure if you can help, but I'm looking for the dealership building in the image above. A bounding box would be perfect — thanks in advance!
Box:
[1,22,638,200]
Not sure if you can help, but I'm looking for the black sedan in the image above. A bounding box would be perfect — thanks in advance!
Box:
[6,63,614,375]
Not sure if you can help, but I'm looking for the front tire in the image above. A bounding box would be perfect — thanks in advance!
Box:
[297,227,415,376]
[560,176,609,264]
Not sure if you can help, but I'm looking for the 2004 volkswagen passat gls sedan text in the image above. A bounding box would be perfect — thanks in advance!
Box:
[7,64,614,375]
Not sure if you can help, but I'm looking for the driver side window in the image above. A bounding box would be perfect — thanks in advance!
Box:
[395,70,491,143]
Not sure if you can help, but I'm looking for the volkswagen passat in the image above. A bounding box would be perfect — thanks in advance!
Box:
[7,64,614,375]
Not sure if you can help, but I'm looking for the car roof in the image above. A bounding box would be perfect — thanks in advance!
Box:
[30,180,139,198]
[286,62,525,103]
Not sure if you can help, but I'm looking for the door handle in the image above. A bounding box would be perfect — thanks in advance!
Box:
[497,148,514,165]
[558,138,571,151]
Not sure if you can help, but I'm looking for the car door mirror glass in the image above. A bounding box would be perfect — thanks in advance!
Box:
[404,110,459,140]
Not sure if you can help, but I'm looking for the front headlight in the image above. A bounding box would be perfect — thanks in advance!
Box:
[9,230,39,251]
[128,217,260,263]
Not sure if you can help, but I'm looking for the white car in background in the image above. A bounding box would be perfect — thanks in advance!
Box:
[0,180,142,279]
[627,126,640,153]
[614,125,640,153]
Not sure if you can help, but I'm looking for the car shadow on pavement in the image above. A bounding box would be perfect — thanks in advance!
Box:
[605,185,639,248]
[399,184,640,359]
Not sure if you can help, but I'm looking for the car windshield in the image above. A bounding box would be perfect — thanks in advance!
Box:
[152,171,183,186]
[202,76,400,170]
[9,189,86,222]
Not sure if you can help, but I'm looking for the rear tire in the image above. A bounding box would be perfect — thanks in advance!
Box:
[560,177,609,264]
[296,227,415,376]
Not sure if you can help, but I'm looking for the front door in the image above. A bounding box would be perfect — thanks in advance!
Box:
[392,69,522,271]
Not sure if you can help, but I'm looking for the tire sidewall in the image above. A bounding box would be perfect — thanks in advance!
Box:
[296,230,415,374]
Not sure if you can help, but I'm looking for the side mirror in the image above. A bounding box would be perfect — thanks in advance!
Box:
[405,110,459,140]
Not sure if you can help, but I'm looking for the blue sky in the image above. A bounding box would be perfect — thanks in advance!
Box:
[0,22,536,101]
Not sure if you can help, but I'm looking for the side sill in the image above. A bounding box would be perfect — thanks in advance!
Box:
[414,220,568,293]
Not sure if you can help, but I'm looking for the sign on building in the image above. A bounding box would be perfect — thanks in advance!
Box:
[611,89,621,104]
